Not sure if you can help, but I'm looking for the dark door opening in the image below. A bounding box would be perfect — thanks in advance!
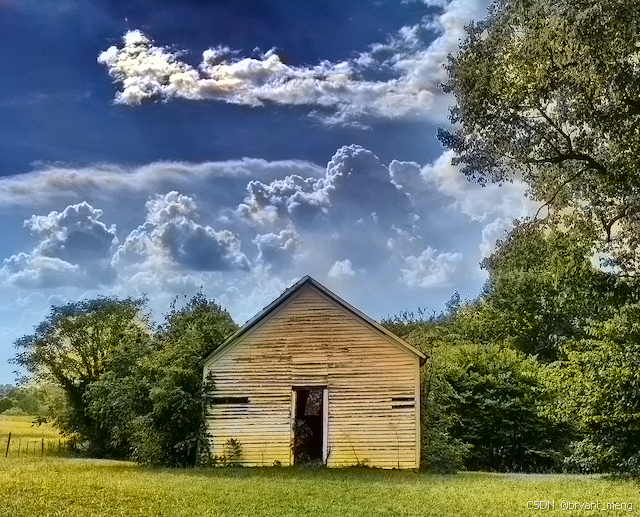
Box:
[293,388,324,464]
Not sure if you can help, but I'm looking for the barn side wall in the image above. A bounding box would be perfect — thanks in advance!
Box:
[203,284,419,469]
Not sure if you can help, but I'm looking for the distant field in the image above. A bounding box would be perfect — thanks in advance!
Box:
[0,414,66,457]
[0,414,61,438]
[1,455,638,517]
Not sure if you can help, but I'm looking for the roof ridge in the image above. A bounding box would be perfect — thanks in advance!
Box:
[201,275,426,366]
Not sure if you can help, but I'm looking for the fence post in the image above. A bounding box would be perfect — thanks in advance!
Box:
[41,438,44,456]
[5,433,10,457]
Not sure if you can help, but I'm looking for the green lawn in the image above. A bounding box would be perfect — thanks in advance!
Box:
[1,455,638,517]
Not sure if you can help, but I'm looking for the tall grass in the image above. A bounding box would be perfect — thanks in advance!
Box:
[1,455,638,517]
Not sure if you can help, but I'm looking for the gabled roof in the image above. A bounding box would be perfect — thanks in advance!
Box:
[202,275,427,366]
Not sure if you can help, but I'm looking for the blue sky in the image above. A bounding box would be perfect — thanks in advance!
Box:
[0,0,536,383]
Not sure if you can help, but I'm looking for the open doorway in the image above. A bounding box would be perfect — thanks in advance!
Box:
[292,387,325,464]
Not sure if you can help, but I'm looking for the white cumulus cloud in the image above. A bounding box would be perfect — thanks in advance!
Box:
[115,191,250,273]
[238,144,412,230]
[0,140,536,346]
[1,202,118,288]
[97,0,492,125]
[253,227,300,271]
[328,259,355,280]
[237,144,422,272]
[400,246,463,288]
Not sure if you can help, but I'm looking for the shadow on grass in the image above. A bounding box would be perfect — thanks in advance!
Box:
[142,463,461,486]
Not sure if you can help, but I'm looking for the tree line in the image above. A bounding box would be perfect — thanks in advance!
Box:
[0,384,48,416]
[10,222,638,473]
[383,222,638,474]
[12,219,639,474]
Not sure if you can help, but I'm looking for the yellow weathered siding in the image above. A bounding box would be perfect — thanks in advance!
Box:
[203,283,420,469]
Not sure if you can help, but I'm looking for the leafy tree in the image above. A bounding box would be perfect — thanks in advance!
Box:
[91,292,238,466]
[444,291,461,317]
[558,302,640,474]
[381,307,440,339]
[11,296,151,454]
[459,221,632,360]
[381,291,463,338]
[84,331,156,458]
[11,385,48,416]
[0,384,15,396]
[406,325,470,472]
[394,311,571,472]
[145,292,237,466]
[0,397,13,414]
[438,0,640,277]
[442,342,571,472]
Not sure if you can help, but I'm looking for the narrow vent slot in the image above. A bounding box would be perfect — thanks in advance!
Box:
[211,396,249,404]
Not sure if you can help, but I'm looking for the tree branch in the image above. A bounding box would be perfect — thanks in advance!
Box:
[599,205,638,243]
[534,166,592,219]
[535,105,573,153]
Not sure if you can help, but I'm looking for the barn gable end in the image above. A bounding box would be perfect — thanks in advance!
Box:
[202,276,425,469]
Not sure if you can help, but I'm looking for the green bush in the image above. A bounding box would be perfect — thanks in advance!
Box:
[558,303,640,475]
[442,343,572,472]
[0,396,14,414]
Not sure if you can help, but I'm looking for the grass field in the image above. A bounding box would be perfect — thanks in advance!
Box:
[1,454,638,517]
[0,414,68,457]
[0,414,61,438]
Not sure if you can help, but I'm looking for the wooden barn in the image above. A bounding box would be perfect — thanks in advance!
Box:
[201,275,426,469]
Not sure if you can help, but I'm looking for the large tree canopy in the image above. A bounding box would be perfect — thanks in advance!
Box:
[11,292,237,464]
[558,303,640,474]
[438,0,640,276]
[11,296,151,453]
[86,292,238,466]
[473,221,632,360]
[127,292,239,466]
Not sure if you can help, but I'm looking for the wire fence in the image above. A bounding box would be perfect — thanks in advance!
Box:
[2,433,72,458]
